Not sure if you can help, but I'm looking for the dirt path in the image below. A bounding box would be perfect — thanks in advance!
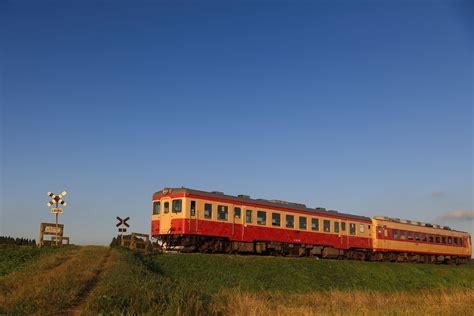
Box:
[67,248,116,316]
[0,246,112,315]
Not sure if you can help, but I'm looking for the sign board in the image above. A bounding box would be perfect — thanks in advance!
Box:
[41,223,64,236]
[51,208,63,214]
[44,226,61,234]
[39,223,65,247]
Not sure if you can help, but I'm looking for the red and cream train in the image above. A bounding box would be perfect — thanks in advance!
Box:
[151,187,472,263]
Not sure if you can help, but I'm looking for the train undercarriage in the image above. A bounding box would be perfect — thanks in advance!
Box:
[155,234,470,264]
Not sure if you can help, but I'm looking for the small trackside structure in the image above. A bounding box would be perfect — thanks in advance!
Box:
[39,223,70,247]
[119,232,152,253]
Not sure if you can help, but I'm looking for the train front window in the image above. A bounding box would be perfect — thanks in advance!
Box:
[257,211,266,225]
[164,202,169,214]
[272,213,281,227]
[153,201,160,215]
[172,200,182,213]
[286,215,294,228]
[217,205,228,220]
[190,201,196,216]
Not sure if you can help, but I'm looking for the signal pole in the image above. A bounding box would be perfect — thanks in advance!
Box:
[47,191,68,246]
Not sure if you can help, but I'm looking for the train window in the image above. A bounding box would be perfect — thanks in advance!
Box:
[341,222,346,231]
[392,229,398,240]
[204,203,212,219]
[312,218,319,231]
[217,205,228,220]
[349,223,356,235]
[334,222,339,233]
[407,232,413,241]
[164,202,170,214]
[234,207,241,219]
[429,235,434,243]
[324,220,331,232]
[153,201,161,215]
[442,236,446,244]
[246,210,252,223]
[286,215,294,228]
[400,231,406,240]
[448,237,452,244]
[299,217,307,230]
[460,238,463,246]
[377,226,383,234]
[172,200,182,213]
[454,237,458,245]
[359,224,365,233]
[272,213,281,227]
[190,201,196,216]
[422,234,427,242]
[415,233,420,241]
[384,229,388,237]
[257,211,266,225]
[436,236,440,243]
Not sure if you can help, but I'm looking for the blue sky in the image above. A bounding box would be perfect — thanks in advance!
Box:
[1,0,472,244]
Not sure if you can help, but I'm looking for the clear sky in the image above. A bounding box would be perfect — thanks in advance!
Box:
[1,0,472,244]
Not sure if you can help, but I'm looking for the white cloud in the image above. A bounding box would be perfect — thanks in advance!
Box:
[438,210,474,221]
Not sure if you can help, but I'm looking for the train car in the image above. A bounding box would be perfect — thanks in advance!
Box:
[371,216,472,264]
[151,187,372,258]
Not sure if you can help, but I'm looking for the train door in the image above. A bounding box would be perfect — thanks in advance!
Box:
[232,206,243,240]
[376,225,386,249]
[159,197,172,234]
[190,200,197,233]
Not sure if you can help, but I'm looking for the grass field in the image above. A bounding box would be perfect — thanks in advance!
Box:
[1,245,473,315]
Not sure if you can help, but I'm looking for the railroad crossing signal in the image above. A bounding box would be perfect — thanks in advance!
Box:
[116,216,130,235]
[46,191,68,246]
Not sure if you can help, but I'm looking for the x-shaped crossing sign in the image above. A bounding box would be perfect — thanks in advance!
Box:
[116,216,130,227]
[116,216,130,233]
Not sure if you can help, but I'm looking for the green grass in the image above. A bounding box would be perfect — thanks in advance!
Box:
[149,253,474,294]
[84,248,210,315]
[0,245,77,276]
[3,245,473,315]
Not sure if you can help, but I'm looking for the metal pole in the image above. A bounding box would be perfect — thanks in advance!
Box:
[55,201,59,246]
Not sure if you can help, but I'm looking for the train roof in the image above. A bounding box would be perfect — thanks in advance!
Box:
[153,187,371,222]
[373,216,470,235]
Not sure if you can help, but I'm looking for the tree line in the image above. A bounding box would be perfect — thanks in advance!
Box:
[0,236,37,246]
